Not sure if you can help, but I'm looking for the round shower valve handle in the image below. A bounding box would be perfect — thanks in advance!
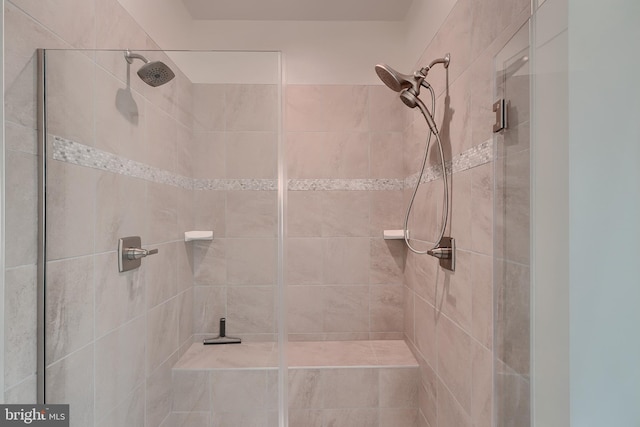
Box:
[124,247,158,260]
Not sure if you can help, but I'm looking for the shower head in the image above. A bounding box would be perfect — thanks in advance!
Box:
[375,54,451,94]
[124,50,175,87]
[374,64,417,93]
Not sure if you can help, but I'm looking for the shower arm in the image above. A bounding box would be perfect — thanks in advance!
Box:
[124,50,149,64]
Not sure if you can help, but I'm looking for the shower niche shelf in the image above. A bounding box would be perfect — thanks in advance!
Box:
[184,230,214,242]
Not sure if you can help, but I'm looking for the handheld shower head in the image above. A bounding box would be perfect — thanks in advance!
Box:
[375,54,450,95]
[374,64,417,93]
[124,50,175,87]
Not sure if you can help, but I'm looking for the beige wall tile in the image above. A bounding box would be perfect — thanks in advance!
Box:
[172,370,210,412]
[210,370,269,412]
[226,191,277,237]
[322,408,379,427]
[5,150,37,267]
[380,408,418,427]
[94,67,147,162]
[285,85,327,131]
[436,379,471,427]
[370,239,405,285]
[46,161,96,260]
[321,191,370,237]
[414,296,436,369]
[324,85,369,131]
[227,286,275,334]
[192,131,226,179]
[147,182,179,244]
[4,3,66,129]
[94,252,145,337]
[147,299,178,374]
[4,266,37,389]
[437,314,472,413]
[5,121,37,155]
[287,286,324,334]
[193,190,226,237]
[370,132,404,178]
[94,171,147,254]
[287,191,323,237]
[379,368,418,408]
[97,385,144,427]
[322,286,369,333]
[192,84,225,131]
[370,190,404,237]
[472,253,493,348]
[438,249,472,333]
[286,131,369,179]
[45,257,94,364]
[145,241,178,308]
[192,286,226,334]
[472,342,493,427]
[146,102,178,172]
[226,238,277,285]
[471,162,494,256]
[225,84,278,131]
[143,350,175,426]
[288,409,323,427]
[323,368,378,408]
[45,49,95,145]
[287,238,324,285]
[369,85,406,132]
[193,239,226,286]
[95,317,145,420]
[225,131,278,179]
[370,285,404,333]
[288,369,323,409]
[323,238,370,284]
[46,345,94,427]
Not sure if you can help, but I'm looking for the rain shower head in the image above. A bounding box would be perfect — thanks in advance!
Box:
[124,50,175,87]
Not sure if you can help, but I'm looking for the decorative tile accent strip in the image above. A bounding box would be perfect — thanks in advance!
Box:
[288,178,404,191]
[194,178,277,191]
[52,135,493,192]
[405,139,494,187]
[52,136,193,189]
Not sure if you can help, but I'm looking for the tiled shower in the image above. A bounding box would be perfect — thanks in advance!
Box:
[4,0,534,426]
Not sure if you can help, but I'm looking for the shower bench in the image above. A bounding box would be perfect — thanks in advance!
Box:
[166,340,419,427]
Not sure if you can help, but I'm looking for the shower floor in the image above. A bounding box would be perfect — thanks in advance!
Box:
[167,340,419,427]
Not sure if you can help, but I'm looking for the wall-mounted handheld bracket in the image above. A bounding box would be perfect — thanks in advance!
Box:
[118,236,158,272]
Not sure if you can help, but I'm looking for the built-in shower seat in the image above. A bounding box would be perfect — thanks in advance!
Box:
[167,340,419,427]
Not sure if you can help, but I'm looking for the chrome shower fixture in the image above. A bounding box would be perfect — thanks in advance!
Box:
[375,53,450,96]
[124,49,175,87]
[375,53,455,271]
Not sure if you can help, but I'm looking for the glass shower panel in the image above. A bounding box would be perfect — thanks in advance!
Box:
[493,22,531,427]
[41,49,283,427]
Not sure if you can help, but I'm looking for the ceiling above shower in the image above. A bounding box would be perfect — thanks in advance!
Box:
[180,0,415,21]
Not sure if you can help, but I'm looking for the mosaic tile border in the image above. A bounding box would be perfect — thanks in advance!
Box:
[52,135,493,192]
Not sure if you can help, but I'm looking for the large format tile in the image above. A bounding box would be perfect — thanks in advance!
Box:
[46,160,96,260]
[46,257,94,364]
[5,150,37,267]
[94,317,145,420]
[46,345,94,427]
[4,266,37,389]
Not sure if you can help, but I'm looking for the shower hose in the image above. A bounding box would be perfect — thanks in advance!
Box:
[403,84,449,255]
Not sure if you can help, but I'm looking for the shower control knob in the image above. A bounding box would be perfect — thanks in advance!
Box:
[124,247,158,260]
[117,236,159,272]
